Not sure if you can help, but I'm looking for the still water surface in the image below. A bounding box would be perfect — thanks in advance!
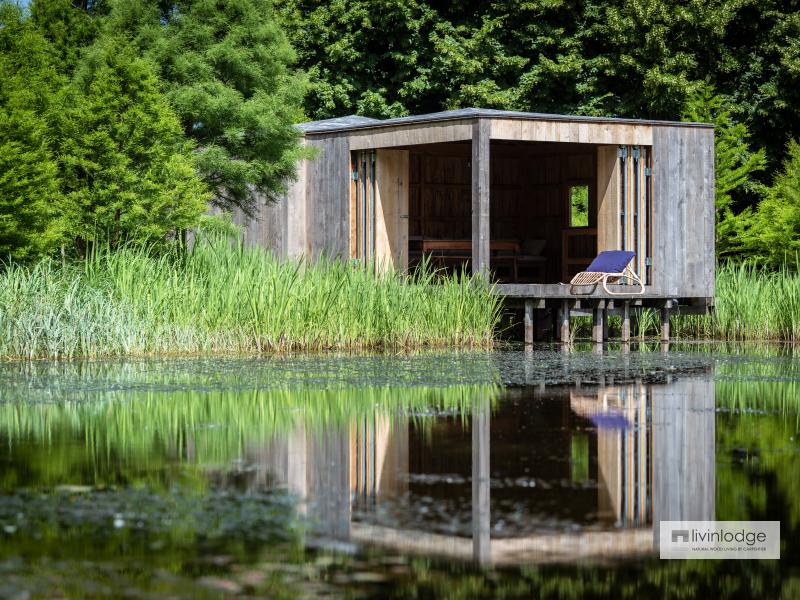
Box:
[0,346,798,598]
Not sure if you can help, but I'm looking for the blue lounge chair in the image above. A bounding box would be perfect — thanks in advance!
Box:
[565,250,644,295]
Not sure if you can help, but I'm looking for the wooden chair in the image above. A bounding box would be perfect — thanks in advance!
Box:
[564,250,644,295]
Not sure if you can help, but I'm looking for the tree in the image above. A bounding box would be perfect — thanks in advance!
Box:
[683,85,766,260]
[107,0,309,217]
[281,0,800,189]
[54,38,209,248]
[0,2,67,260]
[29,0,102,73]
[748,140,800,266]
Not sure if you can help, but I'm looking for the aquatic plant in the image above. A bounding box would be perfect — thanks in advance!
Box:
[672,261,800,341]
[0,236,502,358]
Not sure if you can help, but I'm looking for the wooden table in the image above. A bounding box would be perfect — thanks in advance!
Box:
[422,239,520,253]
[421,239,521,280]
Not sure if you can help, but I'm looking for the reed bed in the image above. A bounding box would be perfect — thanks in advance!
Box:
[672,261,800,341]
[0,237,502,359]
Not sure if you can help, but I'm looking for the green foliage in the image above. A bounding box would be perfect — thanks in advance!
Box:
[746,140,800,266]
[108,0,309,216]
[54,38,209,247]
[568,185,589,227]
[0,3,67,259]
[29,0,101,72]
[279,0,782,123]
[683,84,767,259]
[1,0,308,258]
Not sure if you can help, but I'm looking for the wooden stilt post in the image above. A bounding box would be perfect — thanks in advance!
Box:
[472,397,491,566]
[524,299,534,346]
[592,305,604,344]
[602,307,609,341]
[660,302,671,342]
[560,300,570,344]
[471,119,490,278]
[621,301,631,342]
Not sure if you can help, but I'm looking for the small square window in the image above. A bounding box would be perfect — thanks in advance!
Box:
[568,184,589,227]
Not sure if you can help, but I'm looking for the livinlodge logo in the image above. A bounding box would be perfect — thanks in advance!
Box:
[659,521,780,559]
[671,529,689,543]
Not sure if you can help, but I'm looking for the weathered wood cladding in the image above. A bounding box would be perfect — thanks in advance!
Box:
[348,119,473,150]
[596,145,619,254]
[472,120,491,276]
[490,118,653,146]
[230,193,286,255]
[306,134,351,259]
[375,149,410,270]
[229,147,306,257]
[651,126,715,298]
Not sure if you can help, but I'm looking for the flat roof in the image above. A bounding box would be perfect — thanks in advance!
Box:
[297,107,713,135]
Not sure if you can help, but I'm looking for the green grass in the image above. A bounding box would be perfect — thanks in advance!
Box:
[0,236,502,358]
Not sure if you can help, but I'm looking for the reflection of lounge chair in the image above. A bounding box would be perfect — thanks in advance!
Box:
[564,250,644,295]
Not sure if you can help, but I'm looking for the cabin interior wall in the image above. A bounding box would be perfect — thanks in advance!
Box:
[407,141,597,282]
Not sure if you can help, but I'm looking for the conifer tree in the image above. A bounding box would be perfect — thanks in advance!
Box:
[108,0,308,217]
[55,38,209,248]
[0,3,67,259]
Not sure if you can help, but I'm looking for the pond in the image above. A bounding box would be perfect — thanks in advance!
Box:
[0,345,798,598]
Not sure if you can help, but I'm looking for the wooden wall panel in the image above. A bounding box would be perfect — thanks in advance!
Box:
[490,119,653,146]
[348,120,473,150]
[472,120,491,276]
[230,195,285,255]
[596,145,619,253]
[651,127,714,298]
[306,134,351,259]
[228,154,306,258]
[375,149,410,271]
[287,152,308,257]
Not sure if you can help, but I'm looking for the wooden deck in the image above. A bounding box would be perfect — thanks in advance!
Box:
[494,283,713,344]
[495,283,713,305]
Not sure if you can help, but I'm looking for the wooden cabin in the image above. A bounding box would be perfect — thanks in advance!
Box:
[235,108,715,341]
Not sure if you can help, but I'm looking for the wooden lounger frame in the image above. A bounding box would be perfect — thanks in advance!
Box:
[567,265,645,295]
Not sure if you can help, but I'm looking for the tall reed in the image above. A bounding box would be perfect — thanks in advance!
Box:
[673,261,800,341]
[0,237,502,359]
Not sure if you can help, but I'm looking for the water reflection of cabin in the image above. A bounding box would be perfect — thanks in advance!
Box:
[235,108,715,340]
[244,377,714,566]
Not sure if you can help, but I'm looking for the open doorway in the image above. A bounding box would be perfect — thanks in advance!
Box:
[407,141,599,283]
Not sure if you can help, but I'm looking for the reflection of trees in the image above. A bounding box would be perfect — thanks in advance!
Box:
[0,384,498,488]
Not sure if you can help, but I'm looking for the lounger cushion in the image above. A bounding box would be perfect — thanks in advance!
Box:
[585,250,635,273]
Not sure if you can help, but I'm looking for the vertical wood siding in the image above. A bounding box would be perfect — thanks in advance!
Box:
[306,134,351,259]
[652,127,715,298]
